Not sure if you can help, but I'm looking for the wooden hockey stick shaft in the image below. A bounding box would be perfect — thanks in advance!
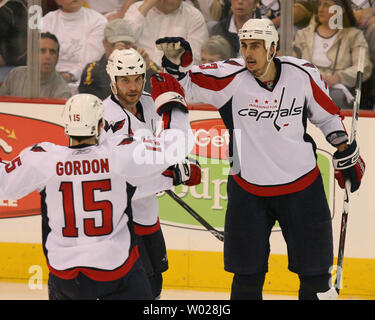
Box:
[165,190,224,241]
[334,46,365,294]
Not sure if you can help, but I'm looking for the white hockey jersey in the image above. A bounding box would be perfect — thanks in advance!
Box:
[0,109,192,281]
[100,93,161,140]
[99,94,162,228]
[181,56,347,196]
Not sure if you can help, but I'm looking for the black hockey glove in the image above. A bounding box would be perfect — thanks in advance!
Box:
[332,140,365,192]
[155,37,193,79]
[162,158,201,186]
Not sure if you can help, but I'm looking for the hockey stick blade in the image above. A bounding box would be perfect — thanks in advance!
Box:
[317,287,339,300]
[165,190,224,241]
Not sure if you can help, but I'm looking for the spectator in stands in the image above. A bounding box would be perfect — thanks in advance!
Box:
[123,0,208,65]
[257,0,315,30]
[79,19,161,99]
[200,35,234,64]
[351,0,375,108]
[42,0,58,15]
[41,0,107,94]
[185,0,229,34]
[210,0,262,57]
[258,0,281,28]
[218,0,232,20]
[293,0,372,109]
[209,0,227,21]
[293,0,315,29]
[185,0,215,22]
[0,32,71,99]
[352,0,374,11]
[84,0,138,20]
[0,0,27,82]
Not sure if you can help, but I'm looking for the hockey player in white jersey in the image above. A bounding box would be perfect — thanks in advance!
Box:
[0,87,195,299]
[156,18,366,300]
[100,48,201,299]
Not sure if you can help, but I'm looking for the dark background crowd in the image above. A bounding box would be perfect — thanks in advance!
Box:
[0,0,374,110]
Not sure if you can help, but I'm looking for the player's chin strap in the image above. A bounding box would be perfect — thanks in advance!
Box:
[255,44,277,80]
[110,82,120,102]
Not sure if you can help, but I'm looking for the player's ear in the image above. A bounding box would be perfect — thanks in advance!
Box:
[269,43,276,59]
[97,119,103,137]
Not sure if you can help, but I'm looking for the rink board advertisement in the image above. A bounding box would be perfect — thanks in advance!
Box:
[0,98,374,298]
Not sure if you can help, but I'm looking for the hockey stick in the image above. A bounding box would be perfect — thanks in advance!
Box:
[165,190,224,242]
[318,47,365,300]
[334,46,365,293]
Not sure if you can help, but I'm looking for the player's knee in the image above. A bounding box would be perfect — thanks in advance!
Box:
[231,272,266,300]
[298,273,331,300]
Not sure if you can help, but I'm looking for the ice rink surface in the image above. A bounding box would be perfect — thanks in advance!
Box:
[0,281,297,300]
[0,281,369,300]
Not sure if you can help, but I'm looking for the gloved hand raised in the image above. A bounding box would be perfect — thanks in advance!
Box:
[155,37,193,77]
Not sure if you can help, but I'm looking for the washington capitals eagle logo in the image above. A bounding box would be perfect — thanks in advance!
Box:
[104,119,126,133]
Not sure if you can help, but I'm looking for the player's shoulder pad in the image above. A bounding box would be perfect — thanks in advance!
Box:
[17,142,58,161]
[140,91,153,102]
[28,142,56,153]
[278,56,327,89]
[105,134,140,149]
[279,56,321,78]
[139,93,158,112]
[117,135,136,146]
[102,96,128,122]
[102,95,118,110]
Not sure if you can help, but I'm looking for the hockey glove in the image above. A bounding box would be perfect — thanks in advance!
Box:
[163,158,201,186]
[332,140,365,192]
[151,72,187,115]
[155,37,193,78]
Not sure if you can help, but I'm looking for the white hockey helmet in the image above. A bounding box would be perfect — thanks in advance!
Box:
[62,94,104,139]
[106,48,146,95]
[238,18,279,52]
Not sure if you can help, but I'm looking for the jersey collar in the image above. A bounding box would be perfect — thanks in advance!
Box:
[254,57,281,92]
[110,94,146,123]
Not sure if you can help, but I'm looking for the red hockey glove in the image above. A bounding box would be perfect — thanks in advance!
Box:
[151,72,187,115]
[333,140,365,192]
[163,157,201,186]
[155,37,193,78]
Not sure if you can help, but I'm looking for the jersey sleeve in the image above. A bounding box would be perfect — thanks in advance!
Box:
[179,59,245,109]
[0,144,51,199]
[132,175,173,201]
[112,109,194,188]
[303,62,348,146]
